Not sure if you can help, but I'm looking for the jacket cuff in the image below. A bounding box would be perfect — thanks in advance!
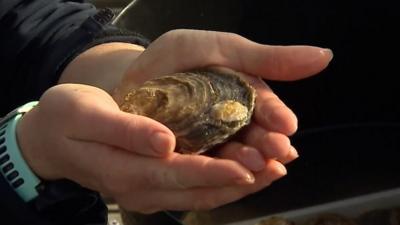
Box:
[33,179,108,225]
[36,8,150,98]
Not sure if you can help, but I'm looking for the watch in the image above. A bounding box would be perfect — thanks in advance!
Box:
[0,101,41,202]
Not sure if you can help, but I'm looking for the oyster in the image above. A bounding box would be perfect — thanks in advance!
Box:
[120,68,256,154]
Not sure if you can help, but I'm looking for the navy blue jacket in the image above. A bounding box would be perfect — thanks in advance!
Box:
[0,1,148,224]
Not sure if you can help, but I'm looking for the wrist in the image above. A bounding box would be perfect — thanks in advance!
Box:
[0,102,42,202]
[59,42,144,93]
[16,104,63,182]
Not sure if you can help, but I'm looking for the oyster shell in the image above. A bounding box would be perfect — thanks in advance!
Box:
[120,68,256,154]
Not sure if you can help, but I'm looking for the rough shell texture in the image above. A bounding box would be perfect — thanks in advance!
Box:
[120,68,256,154]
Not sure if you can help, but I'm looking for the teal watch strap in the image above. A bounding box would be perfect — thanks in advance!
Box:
[0,101,41,202]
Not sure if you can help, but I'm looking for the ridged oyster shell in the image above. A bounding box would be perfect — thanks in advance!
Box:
[120,68,256,154]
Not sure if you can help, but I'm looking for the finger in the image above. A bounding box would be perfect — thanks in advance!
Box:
[49,84,176,157]
[64,139,287,214]
[143,159,286,212]
[248,77,298,135]
[77,110,176,157]
[280,146,300,165]
[123,29,333,88]
[141,153,255,189]
[216,142,266,172]
[240,123,295,162]
[67,138,255,193]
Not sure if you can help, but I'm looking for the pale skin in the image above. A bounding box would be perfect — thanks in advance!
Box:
[16,29,333,213]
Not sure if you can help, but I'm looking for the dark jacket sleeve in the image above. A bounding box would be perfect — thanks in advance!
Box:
[0,0,149,115]
[0,176,108,225]
[0,0,149,224]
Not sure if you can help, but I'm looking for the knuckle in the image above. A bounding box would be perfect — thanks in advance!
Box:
[157,29,186,45]
[159,29,198,51]
[222,32,244,42]
[161,29,188,39]
[150,29,196,67]
[270,48,289,76]
[146,169,179,188]
[146,169,166,187]
[120,118,140,151]
[215,32,246,50]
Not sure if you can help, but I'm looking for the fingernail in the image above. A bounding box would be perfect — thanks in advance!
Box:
[288,146,299,159]
[276,163,287,176]
[281,146,299,165]
[151,132,173,155]
[239,147,265,172]
[236,173,255,185]
[321,48,334,62]
[245,173,255,183]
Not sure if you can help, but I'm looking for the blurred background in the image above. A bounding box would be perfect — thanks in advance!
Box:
[89,0,400,224]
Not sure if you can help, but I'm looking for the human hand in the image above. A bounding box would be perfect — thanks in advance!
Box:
[113,29,333,173]
[25,29,332,213]
[16,84,274,213]
[59,42,145,93]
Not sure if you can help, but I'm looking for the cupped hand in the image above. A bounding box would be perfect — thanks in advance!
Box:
[17,29,333,213]
[16,84,281,213]
[113,29,333,172]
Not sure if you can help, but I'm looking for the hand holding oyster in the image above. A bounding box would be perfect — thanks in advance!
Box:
[118,67,256,154]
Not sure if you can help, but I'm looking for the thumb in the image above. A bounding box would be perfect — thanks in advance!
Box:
[120,30,333,89]
[43,84,176,157]
[74,108,176,157]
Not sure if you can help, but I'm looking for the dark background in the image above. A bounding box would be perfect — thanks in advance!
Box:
[114,0,400,129]
[99,0,400,223]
